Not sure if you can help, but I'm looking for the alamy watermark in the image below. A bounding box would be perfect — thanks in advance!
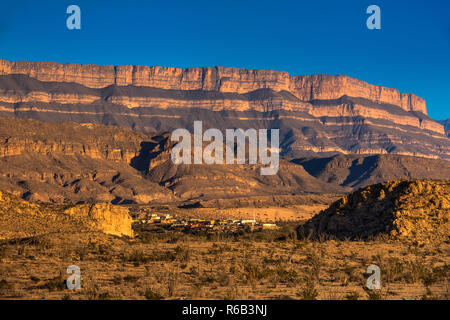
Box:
[66,265,81,290]
[366,5,381,30]
[170,121,280,175]
[366,264,381,290]
[66,5,81,30]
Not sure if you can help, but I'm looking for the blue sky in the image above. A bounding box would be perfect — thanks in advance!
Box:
[1,0,449,119]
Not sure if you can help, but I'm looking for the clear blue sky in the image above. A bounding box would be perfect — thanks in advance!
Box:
[1,0,449,119]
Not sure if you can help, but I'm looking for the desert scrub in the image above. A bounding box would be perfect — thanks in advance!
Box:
[363,286,383,300]
[120,249,150,266]
[273,266,299,285]
[296,277,319,300]
[0,244,7,262]
[84,284,116,300]
[0,279,13,294]
[40,274,66,291]
[123,274,140,283]
[144,288,164,300]
[303,251,323,283]
[345,291,360,300]
[242,262,273,284]
[167,271,179,297]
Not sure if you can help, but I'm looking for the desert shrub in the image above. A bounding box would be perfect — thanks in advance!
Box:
[363,287,382,300]
[167,272,179,297]
[200,273,216,284]
[144,288,164,300]
[112,275,122,285]
[304,251,322,282]
[0,244,7,261]
[345,291,360,300]
[296,278,318,300]
[84,284,114,300]
[29,237,53,250]
[421,287,441,300]
[405,258,429,283]
[208,243,233,255]
[339,263,362,284]
[383,257,405,283]
[123,275,139,283]
[41,275,66,291]
[0,279,12,290]
[121,249,150,266]
[189,266,199,276]
[72,246,89,261]
[216,273,231,287]
[174,245,190,262]
[223,283,240,300]
[243,263,273,283]
[275,266,299,284]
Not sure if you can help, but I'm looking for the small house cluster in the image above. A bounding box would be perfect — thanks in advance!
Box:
[134,213,279,234]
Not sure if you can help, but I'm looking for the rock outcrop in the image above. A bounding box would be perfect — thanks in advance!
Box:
[63,203,133,237]
[297,180,450,244]
[0,191,133,240]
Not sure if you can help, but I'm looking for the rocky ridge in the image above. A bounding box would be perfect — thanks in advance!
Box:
[0,59,448,160]
[0,59,427,113]
[297,180,450,243]
[0,116,449,205]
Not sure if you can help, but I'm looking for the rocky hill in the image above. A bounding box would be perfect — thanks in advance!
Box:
[0,59,448,160]
[297,180,450,243]
[0,190,133,239]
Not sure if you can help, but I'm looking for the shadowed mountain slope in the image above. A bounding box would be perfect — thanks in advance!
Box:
[293,154,450,189]
[0,117,448,205]
[0,117,353,204]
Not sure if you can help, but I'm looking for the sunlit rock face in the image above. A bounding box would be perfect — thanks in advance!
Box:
[0,59,448,160]
[0,59,427,113]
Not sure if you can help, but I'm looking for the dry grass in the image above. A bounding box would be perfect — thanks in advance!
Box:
[0,225,448,300]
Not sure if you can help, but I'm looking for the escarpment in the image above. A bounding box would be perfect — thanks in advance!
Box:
[0,59,427,113]
[0,59,448,160]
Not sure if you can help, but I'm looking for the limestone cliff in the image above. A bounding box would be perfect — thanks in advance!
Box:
[0,190,133,239]
[0,59,447,160]
[0,58,427,114]
[63,203,133,237]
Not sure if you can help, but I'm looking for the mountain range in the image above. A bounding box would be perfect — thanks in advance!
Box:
[0,59,448,161]
[0,59,449,205]
[0,116,448,205]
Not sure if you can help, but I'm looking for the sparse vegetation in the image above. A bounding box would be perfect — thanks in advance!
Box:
[0,180,448,300]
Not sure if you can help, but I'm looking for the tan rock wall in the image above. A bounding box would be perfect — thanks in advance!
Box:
[0,59,427,114]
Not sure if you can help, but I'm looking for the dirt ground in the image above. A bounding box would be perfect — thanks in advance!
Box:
[148,205,329,223]
[0,211,448,300]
